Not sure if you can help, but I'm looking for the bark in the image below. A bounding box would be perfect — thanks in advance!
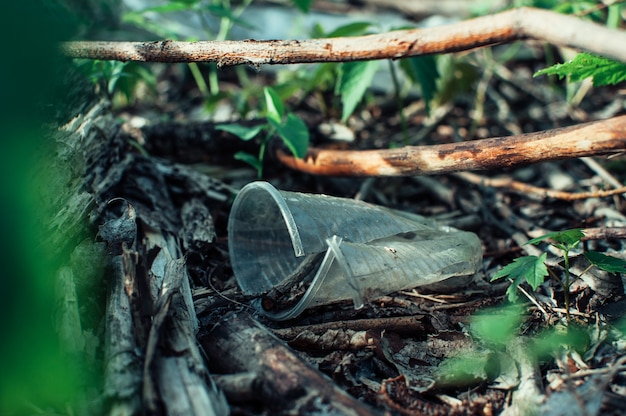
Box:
[199,311,380,415]
[61,7,626,65]
[275,115,626,176]
[45,94,231,414]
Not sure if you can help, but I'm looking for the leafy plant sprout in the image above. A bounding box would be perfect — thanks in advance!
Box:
[492,229,626,320]
[216,86,309,177]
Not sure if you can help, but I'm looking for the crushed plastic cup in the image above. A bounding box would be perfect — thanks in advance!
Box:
[228,181,482,320]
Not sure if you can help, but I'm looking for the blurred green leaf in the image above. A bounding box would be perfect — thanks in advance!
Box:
[470,304,524,346]
[216,123,264,141]
[325,22,372,38]
[337,60,380,122]
[122,12,181,39]
[534,53,626,87]
[290,0,313,13]
[128,2,193,14]
[264,86,285,124]
[203,4,256,29]
[399,55,439,114]
[532,324,589,359]
[436,352,491,388]
[584,251,626,275]
[275,113,310,158]
[234,151,262,172]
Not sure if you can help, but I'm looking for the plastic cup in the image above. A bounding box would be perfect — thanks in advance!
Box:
[228,181,482,320]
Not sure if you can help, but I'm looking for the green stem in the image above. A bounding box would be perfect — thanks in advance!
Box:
[207,0,253,96]
[387,60,409,144]
[563,250,571,321]
[607,3,622,29]
[257,139,266,179]
[188,62,210,98]
[208,63,220,96]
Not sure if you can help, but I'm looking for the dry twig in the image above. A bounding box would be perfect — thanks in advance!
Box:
[454,171,626,201]
[61,7,626,65]
[277,116,626,176]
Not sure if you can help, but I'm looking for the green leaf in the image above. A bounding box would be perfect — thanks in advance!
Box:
[122,12,181,39]
[491,254,548,302]
[584,251,626,275]
[436,352,490,388]
[264,87,285,124]
[532,325,589,360]
[290,0,313,13]
[534,52,626,87]
[234,151,262,173]
[202,4,256,30]
[215,123,264,141]
[399,55,439,114]
[337,60,380,122]
[127,2,193,14]
[325,22,372,38]
[275,113,310,158]
[527,229,584,250]
[470,304,524,346]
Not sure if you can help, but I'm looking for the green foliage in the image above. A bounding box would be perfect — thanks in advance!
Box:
[436,303,592,391]
[337,60,380,122]
[436,304,522,387]
[264,86,285,124]
[436,351,496,387]
[290,0,313,13]
[534,52,626,87]
[470,303,525,347]
[216,86,309,177]
[305,21,443,121]
[216,123,264,141]
[0,3,88,413]
[532,324,590,359]
[122,0,256,38]
[491,254,548,302]
[398,55,439,114]
[274,113,310,158]
[584,251,626,274]
[515,0,621,24]
[527,228,585,251]
[492,228,626,317]
[77,60,156,104]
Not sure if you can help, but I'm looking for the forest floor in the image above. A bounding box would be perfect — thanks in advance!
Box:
[105,44,626,415]
[64,3,626,415]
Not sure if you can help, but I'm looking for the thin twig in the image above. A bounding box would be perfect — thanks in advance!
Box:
[454,171,626,201]
[516,283,551,321]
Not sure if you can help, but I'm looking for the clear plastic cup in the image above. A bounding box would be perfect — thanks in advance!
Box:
[228,181,482,320]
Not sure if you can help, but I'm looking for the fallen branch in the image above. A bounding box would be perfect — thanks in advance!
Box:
[199,311,378,415]
[61,7,626,65]
[276,116,626,176]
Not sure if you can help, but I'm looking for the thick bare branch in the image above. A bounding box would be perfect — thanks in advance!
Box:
[199,311,379,415]
[276,116,626,176]
[61,7,626,65]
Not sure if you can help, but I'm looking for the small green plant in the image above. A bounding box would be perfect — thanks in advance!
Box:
[282,21,440,124]
[436,303,524,387]
[534,52,626,86]
[492,229,626,317]
[76,59,156,105]
[216,86,309,177]
[436,303,591,390]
